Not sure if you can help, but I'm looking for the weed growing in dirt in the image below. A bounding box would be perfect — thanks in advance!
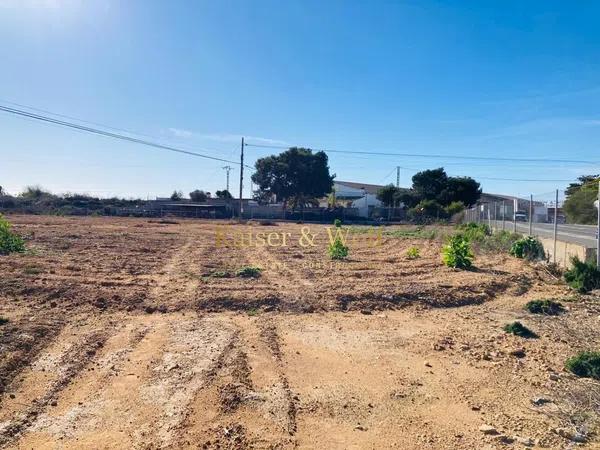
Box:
[0,317,8,325]
[328,237,349,260]
[456,222,490,241]
[23,266,42,275]
[406,247,420,260]
[208,270,232,278]
[441,234,473,269]
[247,308,259,316]
[334,218,342,228]
[566,351,600,380]
[510,236,544,260]
[564,256,600,293]
[0,214,25,255]
[503,321,538,338]
[384,227,437,240]
[525,299,564,315]
[236,266,263,278]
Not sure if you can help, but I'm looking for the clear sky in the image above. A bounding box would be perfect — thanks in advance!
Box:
[1,0,599,201]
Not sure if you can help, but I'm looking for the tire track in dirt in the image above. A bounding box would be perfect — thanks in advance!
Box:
[0,326,109,448]
[178,314,297,449]
[7,314,238,449]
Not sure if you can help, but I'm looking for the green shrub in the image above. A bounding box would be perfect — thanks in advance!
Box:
[445,201,465,217]
[406,247,420,260]
[333,218,342,228]
[208,270,231,278]
[478,230,522,253]
[328,237,349,260]
[442,234,473,269]
[565,351,600,379]
[510,236,544,260]
[236,266,262,278]
[564,256,600,293]
[503,321,538,338]
[525,299,564,315]
[0,214,25,255]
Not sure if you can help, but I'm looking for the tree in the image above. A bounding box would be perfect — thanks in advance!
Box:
[412,168,448,201]
[566,175,600,197]
[376,184,401,207]
[563,177,599,224]
[0,186,4,196]
[189,190,208,202]
[171,190,184,201]
[215,190,233,199]
[251,147,334,210]
[440,177,481,207]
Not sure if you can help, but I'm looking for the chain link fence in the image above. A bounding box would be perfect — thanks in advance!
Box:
[465,186,600,267]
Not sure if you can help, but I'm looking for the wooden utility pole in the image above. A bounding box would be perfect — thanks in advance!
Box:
[239,137,244,218]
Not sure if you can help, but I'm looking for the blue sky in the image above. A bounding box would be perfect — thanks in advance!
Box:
[1,0,599,200]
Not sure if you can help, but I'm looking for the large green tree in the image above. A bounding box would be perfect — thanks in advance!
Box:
[563,176,599,224]
[411,168,481,207]
[251,147,334,210]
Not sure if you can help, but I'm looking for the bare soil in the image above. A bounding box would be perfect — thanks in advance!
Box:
[0,215,599,449]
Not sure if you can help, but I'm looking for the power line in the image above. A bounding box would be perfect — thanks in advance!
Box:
[244,142,597,165]
[0,104,254,168]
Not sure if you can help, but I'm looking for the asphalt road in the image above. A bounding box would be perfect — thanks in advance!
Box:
[490,220,599,248]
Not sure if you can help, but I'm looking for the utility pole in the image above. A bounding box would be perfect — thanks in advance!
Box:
[222,165,232,192]
[396,166,400,188]
[239,137,244,218]
[553,189,558,264]
[529,194,533,236]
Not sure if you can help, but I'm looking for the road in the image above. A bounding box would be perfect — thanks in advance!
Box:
[490,220,599,248]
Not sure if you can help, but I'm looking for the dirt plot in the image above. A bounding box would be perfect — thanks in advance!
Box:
[1,215,599,448]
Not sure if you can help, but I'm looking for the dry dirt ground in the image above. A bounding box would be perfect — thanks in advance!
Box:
[1,215,599,449]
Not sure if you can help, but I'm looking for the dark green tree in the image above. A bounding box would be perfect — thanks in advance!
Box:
[215,190,233,199]
[563,178,599,224]
[171,190,184,201]
[439,176,481,207]
[412,168,448,201]
[376,184,401,207]
[189,190,208,202]
[251,147,334,210]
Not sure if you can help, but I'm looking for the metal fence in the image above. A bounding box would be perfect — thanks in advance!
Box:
[465,186,600,267]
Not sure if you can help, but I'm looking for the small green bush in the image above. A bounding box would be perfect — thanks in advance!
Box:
[564,256,600,293]
[525,299,564,315]
[328,237,349,260]
[565,351,600,379]
[503,321,538,338]
[333,218,342,228]
[456,222,490,242]
[208,270,231,278]
[406,247,420,260]
[510,236,544,260]
[0,214,25,255]
[442,234,473,269]
[236,266,262,278]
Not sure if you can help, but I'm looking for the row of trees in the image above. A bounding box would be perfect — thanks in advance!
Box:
[249,148,482,219]
[376,168,481,220]
[170,189,233,202]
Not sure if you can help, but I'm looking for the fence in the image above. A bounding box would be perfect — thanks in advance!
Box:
[465,186,600,268]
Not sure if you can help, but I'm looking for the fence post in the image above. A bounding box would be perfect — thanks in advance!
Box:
[513,198,517,233]
[487,204,491,228]
[502,201,505,230]
[553,189,558,264]
[529,194,533,236]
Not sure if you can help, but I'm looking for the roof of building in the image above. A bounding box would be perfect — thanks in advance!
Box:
[334,180,387,195]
